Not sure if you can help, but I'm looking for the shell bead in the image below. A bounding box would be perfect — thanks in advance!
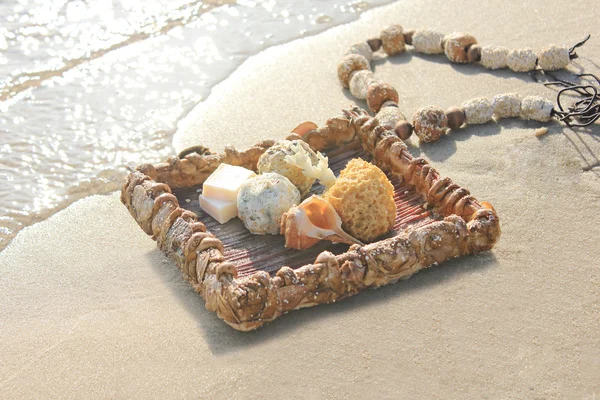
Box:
[394,120,413,140]
[467,44,482,63]
[337,54,370,88]
[480,45,509,70]
[537,45,570,71]
[507,48,537,72]
[520,96,554,122]
[366,82,399,113]
[403,29,415,45]
[376,105,406,129]
[380,25,406,55]
[367,38,382,52]
[349,70,378,100]
[445,107,466,129]
[338,24,571,137]
[346,42,374,61]
[412,106,448,142]
[412,29,445,54]
[443,32,477,63]
[462,97,494,124]
[492,93,521,119]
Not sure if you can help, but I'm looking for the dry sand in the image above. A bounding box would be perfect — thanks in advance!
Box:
[2,0,599,398]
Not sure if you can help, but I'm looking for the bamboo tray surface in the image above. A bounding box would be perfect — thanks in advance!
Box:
[174,142,436,278]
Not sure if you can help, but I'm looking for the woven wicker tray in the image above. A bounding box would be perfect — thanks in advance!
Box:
[121,106,501,331]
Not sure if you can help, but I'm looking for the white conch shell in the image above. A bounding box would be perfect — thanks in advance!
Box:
[280,195,363,250]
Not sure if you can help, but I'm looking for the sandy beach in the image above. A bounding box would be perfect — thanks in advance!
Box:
[2,0,599,398]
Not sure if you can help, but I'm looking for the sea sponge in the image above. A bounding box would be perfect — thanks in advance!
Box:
[323,158,396,242]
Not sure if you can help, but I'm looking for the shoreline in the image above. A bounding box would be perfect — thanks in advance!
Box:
[0,0,396,253]
[2,0,599,397]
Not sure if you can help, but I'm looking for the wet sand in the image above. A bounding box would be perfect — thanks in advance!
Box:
[2,0,599,398]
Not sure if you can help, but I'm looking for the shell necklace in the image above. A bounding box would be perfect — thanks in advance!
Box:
[336,24,597,143]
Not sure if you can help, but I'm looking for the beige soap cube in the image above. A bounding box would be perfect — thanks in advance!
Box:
[199,195,238,224]
[202,164,256,202]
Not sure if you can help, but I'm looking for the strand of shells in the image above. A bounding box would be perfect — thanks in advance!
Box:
[121,105,500,331]
[338,24,577,142]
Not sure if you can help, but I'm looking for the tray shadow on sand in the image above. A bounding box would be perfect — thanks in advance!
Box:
[146,247,497,355]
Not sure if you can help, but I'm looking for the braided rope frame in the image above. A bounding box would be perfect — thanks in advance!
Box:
[121,106,500,331]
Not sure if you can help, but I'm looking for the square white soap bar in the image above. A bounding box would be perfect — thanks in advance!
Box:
[199,195,238,224]
[202,164,256,202]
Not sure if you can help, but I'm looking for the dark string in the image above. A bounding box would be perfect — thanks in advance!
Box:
[569,34,591,59]
[530,33,598,128]
[540,72,600,127]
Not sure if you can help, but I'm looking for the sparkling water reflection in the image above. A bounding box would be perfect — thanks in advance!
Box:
[0,0,393,250]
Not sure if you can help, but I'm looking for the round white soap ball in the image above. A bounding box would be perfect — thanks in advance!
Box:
[520,96,554,122]
[237,173,301,235]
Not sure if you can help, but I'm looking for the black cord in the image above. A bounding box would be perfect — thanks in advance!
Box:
[569,34,591,59]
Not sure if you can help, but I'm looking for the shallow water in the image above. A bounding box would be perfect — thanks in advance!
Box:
[0,0,394,250]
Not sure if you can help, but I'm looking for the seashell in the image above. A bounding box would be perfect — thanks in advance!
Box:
[280,195,363,250]
[480,201,496,212]
[291,121,318,137]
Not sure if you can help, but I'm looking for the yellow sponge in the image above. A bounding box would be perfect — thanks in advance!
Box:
[323,158,396,242]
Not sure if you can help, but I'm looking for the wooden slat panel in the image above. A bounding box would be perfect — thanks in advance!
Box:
[174,144,436,277]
